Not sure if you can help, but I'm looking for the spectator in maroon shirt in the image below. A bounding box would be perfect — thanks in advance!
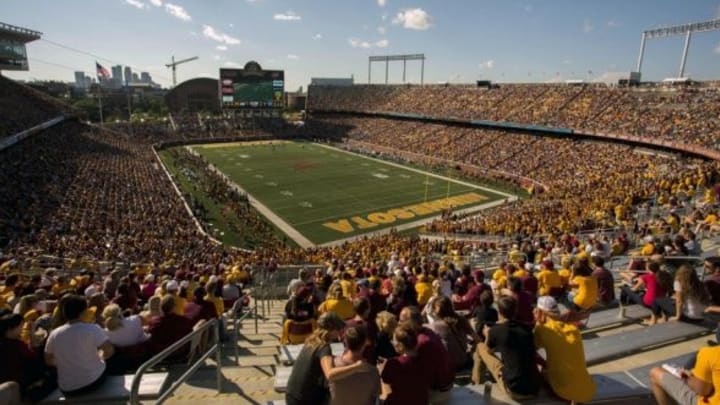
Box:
[356,279,386,319]
[345,298,378,364]
[591,256,615,306]
[0,310,53,401]
[140,275,157,301]
[452,270,486,312]
[704,257,720,305]
[147,295,194,358]
[520,272,539,302]
[399,306,454,391]
[184,286,218,324]
[379,323,429,405]
[507,278,534,326]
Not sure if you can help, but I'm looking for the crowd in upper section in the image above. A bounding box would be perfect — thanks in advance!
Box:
[308,84,720,150]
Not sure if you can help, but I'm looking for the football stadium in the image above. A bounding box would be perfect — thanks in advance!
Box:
[3,1,720,404]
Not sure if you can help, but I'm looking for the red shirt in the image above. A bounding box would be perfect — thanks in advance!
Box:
[640,273,665,307]
[381,353,429,405]
[418,326,454,389]
[147,313,194,357]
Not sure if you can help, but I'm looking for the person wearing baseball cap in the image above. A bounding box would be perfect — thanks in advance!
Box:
[534,296,596,403]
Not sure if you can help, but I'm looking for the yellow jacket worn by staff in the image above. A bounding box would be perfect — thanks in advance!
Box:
[534,318,596,403]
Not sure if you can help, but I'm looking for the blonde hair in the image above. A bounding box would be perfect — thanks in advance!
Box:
[148,296,162,316]
[431,279,441,296]
[375,310,398,334]
[305,312,344,350]
[102,304,123,331]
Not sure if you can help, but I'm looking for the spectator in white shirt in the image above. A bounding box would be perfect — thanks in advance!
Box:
[45,295,114,396]
[102,304,149,347]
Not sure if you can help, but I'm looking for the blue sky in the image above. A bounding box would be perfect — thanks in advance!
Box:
[3,0,720,89]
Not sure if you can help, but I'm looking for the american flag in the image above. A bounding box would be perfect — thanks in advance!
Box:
[96,62,110,80]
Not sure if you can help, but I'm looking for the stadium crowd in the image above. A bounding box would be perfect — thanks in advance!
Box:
[278,249,720,405]
[4,77,720,404]
[0,76,70,138]
[309,84,720,150]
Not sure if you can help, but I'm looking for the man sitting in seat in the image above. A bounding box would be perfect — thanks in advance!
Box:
[472,296,541,400]
[650,345,720,405]
[147,295,194,357]
[534,296,596,403]
[45,295,115,397]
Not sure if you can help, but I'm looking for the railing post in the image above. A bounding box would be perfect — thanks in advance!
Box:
[216,320,223,393]
[254,304,259,334]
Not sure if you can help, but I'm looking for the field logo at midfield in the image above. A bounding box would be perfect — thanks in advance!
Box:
[322,192,488,234]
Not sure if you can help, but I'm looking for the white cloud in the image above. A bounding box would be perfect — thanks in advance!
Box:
[349,38,389,49]
[479,60,495,69]
[313,33,323,40]
[392,8,432,30]
[377,26,386,34]
[216,45,228,51]
[124,0,147,9]
[562,59,573,65]
[203,25,241,45]
[714,43,720,54]
[213,55,221,61]
[607,20,620,28]
[287,54,299,60]
[149,0,162,6]
[165,3,191,21]
[224,61,242,67]
[349,38,372,49]
[377,0,386,7]
[381,13,388,21]
[274,10,301,21]
[582,19,593,33]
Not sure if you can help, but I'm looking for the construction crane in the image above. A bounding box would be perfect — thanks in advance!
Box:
[165,55,198,87]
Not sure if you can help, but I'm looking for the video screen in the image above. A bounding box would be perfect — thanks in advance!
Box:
[220,68,284,109]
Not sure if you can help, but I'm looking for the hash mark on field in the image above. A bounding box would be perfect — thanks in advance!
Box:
[373,173,389,179]
[379,168,389,172]
[254,174,264,179]
[265,182,278,187]
[280,190,294,197]
[400,174,411,179]
[299,201,313,208]
[239,154,250,158]
[361,163,370,167]
[244,168,252,172]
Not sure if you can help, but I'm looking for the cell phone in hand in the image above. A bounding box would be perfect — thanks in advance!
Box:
[662,364,685,379]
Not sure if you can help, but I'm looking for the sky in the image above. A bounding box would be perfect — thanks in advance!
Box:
[3,0,720,90]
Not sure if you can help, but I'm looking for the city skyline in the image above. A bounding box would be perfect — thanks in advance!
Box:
[3,0,720,90]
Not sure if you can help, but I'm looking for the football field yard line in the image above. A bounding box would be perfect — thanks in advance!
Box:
[194,142,518,246]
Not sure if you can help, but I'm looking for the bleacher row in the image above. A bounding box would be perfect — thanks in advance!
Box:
[266,301,711,404]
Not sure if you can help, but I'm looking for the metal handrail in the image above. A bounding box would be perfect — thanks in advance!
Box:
[129,319,222,404]
[233,305,257,365]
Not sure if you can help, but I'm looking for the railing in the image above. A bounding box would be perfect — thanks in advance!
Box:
[130,319,222,405]
[231,299,259,365]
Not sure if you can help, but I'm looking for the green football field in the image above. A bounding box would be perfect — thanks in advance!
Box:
[190,141,510,246]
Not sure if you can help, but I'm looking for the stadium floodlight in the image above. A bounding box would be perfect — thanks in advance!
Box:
[636,19,720,79]
[368,54,426,85]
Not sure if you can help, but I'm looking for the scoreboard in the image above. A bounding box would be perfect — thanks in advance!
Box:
[219,62,284,109]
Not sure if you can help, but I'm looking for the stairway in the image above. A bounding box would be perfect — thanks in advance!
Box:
[166,299,287,404]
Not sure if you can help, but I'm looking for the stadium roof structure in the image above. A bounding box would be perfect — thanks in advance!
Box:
[0,22,42,41]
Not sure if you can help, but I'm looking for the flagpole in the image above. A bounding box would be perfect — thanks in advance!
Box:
[98,84,104,127]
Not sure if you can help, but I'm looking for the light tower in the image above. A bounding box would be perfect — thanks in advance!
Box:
[165,55,198,87]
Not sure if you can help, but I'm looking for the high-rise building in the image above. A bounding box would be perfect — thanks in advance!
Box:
[132,72,140,83]
[74,71,85,88]
[124,66,132,85]
[111,65,122,81]
[140,72,152,84]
